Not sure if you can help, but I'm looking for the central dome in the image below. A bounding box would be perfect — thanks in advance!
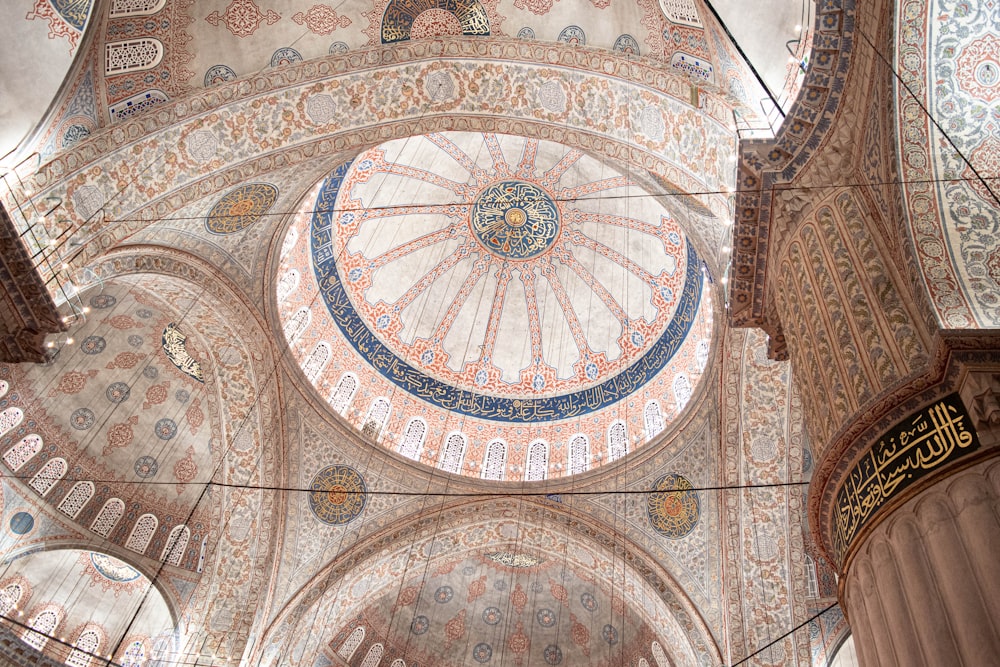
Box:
[279,132,713,480]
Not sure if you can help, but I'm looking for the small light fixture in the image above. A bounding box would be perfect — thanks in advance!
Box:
[66,337,74,345]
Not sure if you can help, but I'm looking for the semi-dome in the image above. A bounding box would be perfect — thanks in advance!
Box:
[278,131,713,480]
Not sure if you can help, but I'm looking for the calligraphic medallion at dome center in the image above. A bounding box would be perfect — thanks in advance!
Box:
[308,465,367,525]
[646,472,700,538]
[470,180,560,260]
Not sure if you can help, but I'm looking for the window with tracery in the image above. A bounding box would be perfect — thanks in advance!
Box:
[658,0,701,26]
[66,629,101,667]
[3,434,42,471]
[329,372,359,415]
[361,397,391,440]
[673,373,692,410]
[280,226,298,259]
[337,626,365,660]
[58,481,95,519]
[105,39,164,74]
[0,583,23,615]
[29,457,67,496]
[361,643,384,667]
[125,514,158,554]
[303,342,331,382]
[390,660,406,667]
[398,417,426,460]
[120,640,146,667]
[161,525,191,566]
[283,307,311,344]
[91,498,125,537]
[638,659,650,667]
[644,400,665,440]
[109,0,166,17]
[696,339,710,371]
[439,432,467,474]
[23,609,59,651]
[0,407,24,437]
[481,439,507,481]
[569,434,590,474]
[525,440,548,481]
[0,379,8,397]
[608,421,628,462]
[652,641,669,667]
[276,269,300,304]
[806,555,819,598]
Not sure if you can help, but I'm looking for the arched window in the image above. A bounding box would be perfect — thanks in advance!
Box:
[525,440,548,481]
[806,555,819,598]
[361,643,384,667]
[0,407,24,437]
[696,339,710,371]
[569,433,590,474]
[67,629,102,667]
[110,0,166,17]
[439,432,467,474]
[638,659,650,667]
[109,89,168,122]
[125,514,158,554]
[105,39,164,74]
[481,439,507,481]
[91,498,125,537]
[390,660,406,667]
[276,269,300,304]
[120,640,146,667]
[652,640,669,667]
[398,417,426,460]
[330,372,359,415]
[3,434,43,471]
[607,421,628,462]
[337,626,365,661]
[303,342,331,382]
[658,0,701,26]
[161,525,191,566]
[361,397,391,440]
[283,306,311,344]
[58,481,95,519]
[280,226,298,259]
[0,379,9,398]
[23,608,60,651]
[673,373,692,410]
[29,457,67,496]
[644,400,665,440]
[0,583,23,615]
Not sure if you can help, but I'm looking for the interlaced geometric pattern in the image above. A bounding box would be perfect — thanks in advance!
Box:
[0,584,22,615]
[29,457,67,496]
[3,434,43,471]
[644,400,665,440]
[23,609,59,651]
[569,434,590,474]
[0,407,24,437]
[161,525,190,566]
[658,0,701,26]
[330,372,358,415]
[125,514,158,554]
[360,643,384,667]
[525,440,548,481]
[57,481,95,519]
[646,472,700,538]
[482,439,507,480]
[361,397,391,440]
[66,629,101,667]
[607,421,628,462]
[308,465,367,525]
[90,498,125,537]
[337,626,365,660]
[109,0,165,17]
[440,432,467,474]
[105,39,163,74]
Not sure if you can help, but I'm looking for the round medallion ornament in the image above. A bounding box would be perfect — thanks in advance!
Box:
[580,592,597,612]
[544,645,563,665]
[470,180,560,260]
[81,336,106,355]
[482,607,502,625]
[9,512,34,535]
[410,615,429,635]
[472,643,493,663]
[70,408,95,430]
[205,183,279,235]
[154,418,177,440]
[106,382,131,403]
[601,624,619,645]
[434,585,454,603]
[134,455,159,478]
[647,472,700,538]
[308,465,367,525]
[536,608,556,627]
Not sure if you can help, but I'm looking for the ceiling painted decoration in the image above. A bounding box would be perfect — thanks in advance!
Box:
[279,131,714,480]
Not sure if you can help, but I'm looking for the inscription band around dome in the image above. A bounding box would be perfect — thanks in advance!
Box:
[310,161,703,423]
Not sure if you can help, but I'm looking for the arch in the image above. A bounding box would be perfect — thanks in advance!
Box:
[644,400,665,440]
[161,525,191,566]
[481,439,507,481]
[23,608,60,651]
[90,498,125,537]
[3,433,43,471]
[105,39,164,75]
[673,373,692,410]
[57,481,95,519]
[361,397,391,440]
[0,582,24,615]
[805,554,819,598]
[439,431,467,474]
[607,420,628,462]
[276,269,300,304]
[398,417,427,460]
[381,0,490,43]
[637,659,650,667]
[109,89,169,122]
[652,640,669,667]
[696,339,710,371]
[330,372,359,415]
[119,639,147,667]
[29,457,67,496]
[280,225,299,259]
[569,433,590,474]
[125,514,159,554]
[109,0,166,16]
[337,626,365,660]
[360,643,384,667]
[658,0,701,27]
[283,306,311,344]
[525,440,548,481]
[0,379,8,398]
[390,660,406,667]
[302,342,331,382]
[66,628,102,667]
[0,407,24,437]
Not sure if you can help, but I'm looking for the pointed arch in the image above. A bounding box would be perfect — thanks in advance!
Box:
[283,306,311,344]
[276,269,300,303]
[161,525,191,566]
[3,434,43,471]
[66,628,102,667]
[119,639,148,667]
[439,431,467,474]
[23,608,60,651]
[337,626,365,661]
[525,440,548,481]
[91,498,125,537]
[360,643,384,667]
[29,457,67,496]
[125,514,159,554]
[0,582,25,615]
[330,372,359,415]
[398,417,427,460]
[569,433,590,474]
[652,640,670,667]
[644,400,665,440]
[673,373,692,410]
[57,481,95,518]
[481,439,507,481]
[361,397,391,440]
[607,420,628,462]
[303,342,331,382]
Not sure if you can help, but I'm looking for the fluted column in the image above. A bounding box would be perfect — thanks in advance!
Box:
[842,456,1000,665]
